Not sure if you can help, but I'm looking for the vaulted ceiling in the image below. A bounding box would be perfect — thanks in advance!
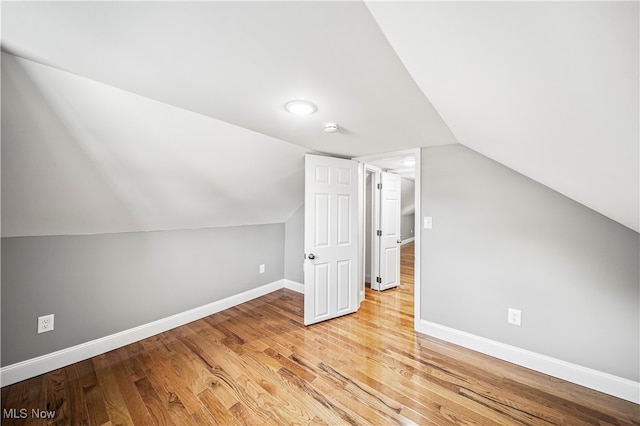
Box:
[366,1,638,232]
[2,1,637,236]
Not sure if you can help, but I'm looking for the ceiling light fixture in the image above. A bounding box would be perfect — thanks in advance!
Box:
[401,158,416,167]
[285,100,317,115]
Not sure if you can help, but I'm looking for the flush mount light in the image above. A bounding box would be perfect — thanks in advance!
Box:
[401,157,416,167]
[285,100,317,115]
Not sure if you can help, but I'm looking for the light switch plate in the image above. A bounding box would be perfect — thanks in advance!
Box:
[424,216,433,229]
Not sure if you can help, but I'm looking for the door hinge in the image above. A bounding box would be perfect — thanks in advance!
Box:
[377,183,382,190]
[376,277,382,283]
[376,230,382,236]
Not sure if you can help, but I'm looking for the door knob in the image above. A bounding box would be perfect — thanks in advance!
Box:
[397,239,402,244]
[308,253,316,260]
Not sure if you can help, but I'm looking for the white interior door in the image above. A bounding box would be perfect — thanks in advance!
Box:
[304,154,360,326]
[369,171,381,291]
[378,172,401,290]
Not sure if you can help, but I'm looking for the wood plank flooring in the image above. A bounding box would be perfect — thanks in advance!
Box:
[2,242,639,425]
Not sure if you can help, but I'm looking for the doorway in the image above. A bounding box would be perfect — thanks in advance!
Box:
[357,150,419,319]
[303,149,421,329]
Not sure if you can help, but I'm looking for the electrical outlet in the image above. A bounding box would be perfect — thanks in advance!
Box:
[507,308,521,326]
[38,314,55,334]
[259,264,265,274]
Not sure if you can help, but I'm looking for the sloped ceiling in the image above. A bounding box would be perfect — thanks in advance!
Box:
[2,1,638,236]
[2,53,309,236]
[1,1,456,157]
[1,1,456,237]
[366,1,639,232]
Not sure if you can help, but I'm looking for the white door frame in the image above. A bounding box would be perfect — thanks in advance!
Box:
[354,148,422,331]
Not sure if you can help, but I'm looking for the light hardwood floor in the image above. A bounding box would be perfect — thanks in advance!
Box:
[2,242,639,425]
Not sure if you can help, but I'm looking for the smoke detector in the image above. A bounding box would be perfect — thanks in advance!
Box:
[324,123,339,133]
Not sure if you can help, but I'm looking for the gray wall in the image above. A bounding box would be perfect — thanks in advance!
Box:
[1,224,284,366]
[284,204,304,284]
[421,144,639,381]
[401,178,415,241]
[401,213,415,241]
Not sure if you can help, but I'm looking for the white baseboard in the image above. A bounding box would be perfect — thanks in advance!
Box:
[1,279,286,387]
[5,284,636,405]
[418,320,640,404]
[400,237,415,246]
[283,279,304,293]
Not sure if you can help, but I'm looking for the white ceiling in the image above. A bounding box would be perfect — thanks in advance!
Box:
[367,155,416,181]
[2,53,309,236]
[1,1,457,157]
[366,1,639,232]
[1,1,637,236]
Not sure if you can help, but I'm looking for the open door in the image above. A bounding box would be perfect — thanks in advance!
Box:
[304,154,360,326]
[376,172,401,290]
